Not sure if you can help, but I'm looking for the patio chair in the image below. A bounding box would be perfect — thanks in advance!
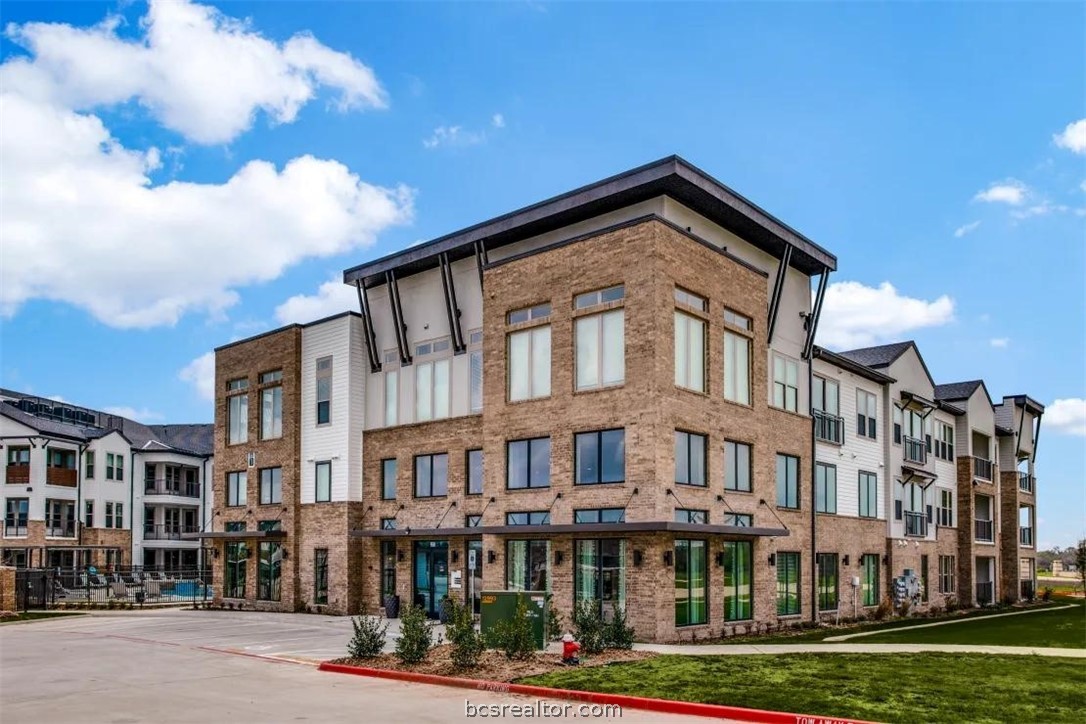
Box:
[144,580,162,599]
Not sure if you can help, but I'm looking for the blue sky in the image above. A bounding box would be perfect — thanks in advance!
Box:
[1,1,1083,547]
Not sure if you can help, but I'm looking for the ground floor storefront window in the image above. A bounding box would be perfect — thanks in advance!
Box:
[225,542,246,598]
[817,553,838,611]
[258,543,282,601]
[861,554,879,606]
[776,551,800,615]
[381,541,397,604]
[506,540,549,592]
[722,541,752,621]
[574,539,625,621]
[674,539,707,626]
[314,548,328,605]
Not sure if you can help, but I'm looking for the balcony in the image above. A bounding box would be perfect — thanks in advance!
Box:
[144,523,200,541]
[4,523,27,537]
[972,457,993,481]
[975,519,994,542]
[145,479,202,499]
[46,521,76,538]
[904,436,927,465]
[46,467,77,487]
[813,410,845,445]
[6,464,30,485]
[976,581,994,606]
[1018,473,1034,494]
[905,511,928,537]
[1020,528,1034,547]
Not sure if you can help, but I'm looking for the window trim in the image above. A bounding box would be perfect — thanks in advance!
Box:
[413,453,450,498]
[258,467,282,506]
[772,354,800,413]
[723,325,752,406]
[574,429,626,486]
[674,538,709,627]
[723,440,752,493]
[506,437,551,490]
[815,462,837,514]
[674,309,708,393]
[817,552,839,611]
[674,430,708,487]
[722,540,753,621]
[776,551,802,616]
[315,460,332,503]
[776,453,800,509]
[381,458,397,501]
[857,389,877,440]
[575,307,626,391]
[226,471,247,508]
[466,449,484,496]
[858,471,879,519]
[316,355,333,426]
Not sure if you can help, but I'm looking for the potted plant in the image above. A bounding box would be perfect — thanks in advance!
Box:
[438,595,454,624]
[383,593,400,619]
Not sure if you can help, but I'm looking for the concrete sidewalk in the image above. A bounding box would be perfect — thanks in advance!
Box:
[635,641,1086,657]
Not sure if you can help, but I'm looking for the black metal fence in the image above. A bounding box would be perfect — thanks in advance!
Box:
[14,566,212,611]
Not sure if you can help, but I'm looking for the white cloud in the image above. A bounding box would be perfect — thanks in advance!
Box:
[817,281,955,350]
[275,277,357,324]
[2,0,386,145]
[954,220,981,238]
[179,352,216,402]
[492,113,505,128]
[46,395,68,403]
[423,125,486,149]
[1053,119,1086,155]
[989,337,1010,348]
[1010,200,1069,220]
[973,179,1028,205]
[1046,398,1086,437]
[103,405,164,423]
[0,2,413,329]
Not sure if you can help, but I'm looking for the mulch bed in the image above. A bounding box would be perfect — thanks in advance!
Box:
[330,645,655,682]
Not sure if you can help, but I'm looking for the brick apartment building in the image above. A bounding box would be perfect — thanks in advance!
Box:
[197,156,1044,641]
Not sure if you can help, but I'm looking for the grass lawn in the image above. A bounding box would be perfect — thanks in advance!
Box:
[520,653,1086,723]
[0,611,85,625]
[860,599,1085,648]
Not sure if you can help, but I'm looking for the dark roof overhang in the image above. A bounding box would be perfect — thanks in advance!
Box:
[937,401,965,416]
[1007,395,1045,416]
[342,156,836,289]
[350,521,789,538]
[901,390,937,410]
[812,346,896,385]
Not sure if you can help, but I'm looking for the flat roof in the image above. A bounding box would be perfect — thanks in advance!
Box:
[343,155,837,289]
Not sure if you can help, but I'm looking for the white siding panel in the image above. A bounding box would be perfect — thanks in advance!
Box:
[301,316,353,503]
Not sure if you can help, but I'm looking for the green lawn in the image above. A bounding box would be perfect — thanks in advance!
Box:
[0,611,85,625]
[860,600,1085,648]
[520,653,1086,723]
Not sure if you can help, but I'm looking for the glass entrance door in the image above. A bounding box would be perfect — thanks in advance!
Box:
[413,541,449,618]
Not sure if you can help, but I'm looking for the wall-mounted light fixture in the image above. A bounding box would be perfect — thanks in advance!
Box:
[767,553,776,567]
[882,555,889,565]
[487,550,496,564]
[633,550,643,567]
[451,550,460,563]
[554,550,564,566]
[663,550,673,567]
[714,551,725,567]
[842,555,850,566]
[397,549,405,562]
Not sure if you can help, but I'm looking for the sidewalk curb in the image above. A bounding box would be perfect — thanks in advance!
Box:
[318,661,876,723]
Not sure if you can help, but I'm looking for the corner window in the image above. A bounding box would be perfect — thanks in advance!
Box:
[773,355,799,412]
[315,461,331,502]
[723,441,752,492]
[574,429,625,485]
[674,431,707,487]
[414,454,449,498]
[776,454,799,509]
[466,449,483,495]
[381,459,397,500]
[506,438,551,490]
[316,356,332,425]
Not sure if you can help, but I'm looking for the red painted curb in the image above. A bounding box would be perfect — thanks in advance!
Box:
[318,661,877,724]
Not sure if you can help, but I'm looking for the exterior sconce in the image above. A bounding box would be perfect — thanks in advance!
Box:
[397,549,405,562]
[767,553,776,567]
[487,550,497,564]
[633,550,644,567]
[554,550,564,566]
[842,555,850,566]
[663,550,673,567]
[714,552,725,567]
[281,550,289,560]
[451,550,460,563]
[882,555,889,565]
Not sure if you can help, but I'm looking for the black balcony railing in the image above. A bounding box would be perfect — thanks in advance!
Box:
[813,409,845,444]
[975,519,994,542]
[1020,528,1034,547]
[976,581,994,606]
[904,436,927,465]
[905,511,928,537]
[46,521,76,538]
[143,524,200,540]
[4,522,28,537]
[973,457,993,481]
[1018,473,1034,493]
[144,479,201,498]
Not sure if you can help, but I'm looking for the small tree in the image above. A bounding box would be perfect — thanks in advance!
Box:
[545,593,563,641]
[603,605,635,650]
[395,604,434,665]
[572,599,606,655]
[488,596,535,660]
[1076,539,1086,595]
[347,616,388,659]
[444,598,484,669]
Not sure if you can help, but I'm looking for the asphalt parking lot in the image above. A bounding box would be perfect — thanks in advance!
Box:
[0,610,715,723]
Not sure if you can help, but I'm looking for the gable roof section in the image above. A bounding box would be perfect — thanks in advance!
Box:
[838,340,936,389]
[933,380,984,401]
[812,345,896,384]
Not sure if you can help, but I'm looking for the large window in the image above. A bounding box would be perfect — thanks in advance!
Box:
[776,551,801,615]
[260,373,283,440]
[506,511,550,525]
[776,454,799,509]
[674,539,707,626]
[316,356,332,425]
[722,541,752,621]
[817,553,838,611]
[934,422,955,461]
[674,431,707,487]
[813,376,842,443]
[507,438,551,490]
[225,539,247,598]
[573,508,626,524]
[258,529,282,601]
[414,454,449,497]
[259,467,281,505]
[859,471,878,518]
[724,441,751,492]
[315,461,331,502]
[575,289,624,390]
[506,540,549,591]
[861,554,880,606]
[4,498,28,536]
[575,429,625,485]
[415,340,451,421]
[508,311,551,402]
[674,308,707,393]
[314,548,328,605]
[723,310,751,405]
[228,385,248,445]
[815,463,837,514]
[938,488,954,527]
[939,555,956,594]
[575,539,626,621]
[381,459,397,500]
[773,355,799,412]
[227,471,247,507]
[857,390,877,440]
[466,450,483,495]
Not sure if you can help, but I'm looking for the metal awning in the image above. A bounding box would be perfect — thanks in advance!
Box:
[900,390,937,409]
[350,521,789,538]
[181,531,287,541]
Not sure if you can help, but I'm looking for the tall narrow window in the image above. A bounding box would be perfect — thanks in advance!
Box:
[259,467,282,505]
[773,355,799,412]
[723,540,752,621]
[776,551,801,615]
[892,405,903,445]
[674,308,706,393]
[506,438,551,489]
[381,459,397,500]
[723,321,751,405]
[227,378,249,444]
[861,554,879,606]
[857,390,877,440]
[507,324,551,401]
[260,379,282,440]
[813,377,842,443]
[415,340,451,422]
[674,539,707,626]
[227,471,247,507]
[674,431,707,487]
[776,454,799,509]
[575,293,624,391]
[225,539,247,599]
[84,451,95,479]
[315,461,331,502]
[258,537,282,602]
[414,453,449,497]
[316,356,332,425]
[574,539,626,621]
[84,500,94,529]
[314,549,329,605]
[858,471,878,518]
[575,429,625,485]
[506,539,550,592]
[938,489,955,527]
[115,455,123,481]
[939,555,956,594]
[724,441,752,492]
[466,449,483,495]
[470,349,484,413]
[815,463,837,514]
[817,553,838,610]
[384,363,399,427]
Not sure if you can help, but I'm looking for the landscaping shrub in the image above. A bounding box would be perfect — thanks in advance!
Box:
[347,615,388,659]
[1042,587,1053,602]
[395,604,434,665]
[444,598,484,669]
[898,599,912,618]
[874,598,892,621]
[603,606,635,650]
[572,599,606,655]
[487,596,536,660]
[945,595,959,613]
[545,594,563,641]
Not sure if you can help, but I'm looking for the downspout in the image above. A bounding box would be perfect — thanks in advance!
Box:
[76,444,85,549]
[809,354,817,624]
[129,450,135,567]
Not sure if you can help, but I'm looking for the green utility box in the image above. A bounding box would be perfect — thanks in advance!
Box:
[479,590,548,650]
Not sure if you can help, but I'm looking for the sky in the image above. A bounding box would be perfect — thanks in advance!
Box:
[1,1,1083,547]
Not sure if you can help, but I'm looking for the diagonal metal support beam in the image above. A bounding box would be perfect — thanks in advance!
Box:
[766,244,793,345]
[385,270,412,366]
[1030,412,1042,465]
[803,267,830,360]
[439,252,466,354]
[355,281,381,373]
[474,240,489,293]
